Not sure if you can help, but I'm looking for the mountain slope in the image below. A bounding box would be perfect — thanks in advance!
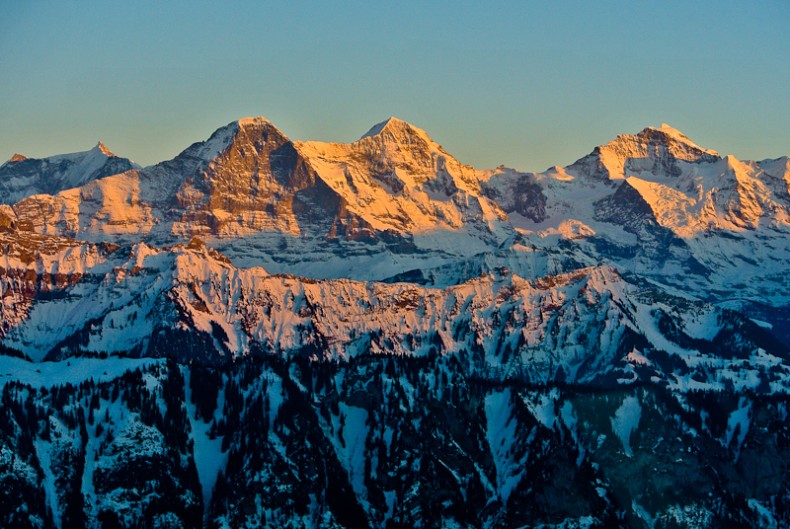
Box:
[2,117,790,528]
[2,347,789,528]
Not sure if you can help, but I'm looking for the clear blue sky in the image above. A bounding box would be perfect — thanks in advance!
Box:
[1,1,789,171]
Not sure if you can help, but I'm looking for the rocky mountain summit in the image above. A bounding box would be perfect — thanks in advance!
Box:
[1,117,789,528]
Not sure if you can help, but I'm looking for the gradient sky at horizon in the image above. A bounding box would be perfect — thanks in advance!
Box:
[1,1,789,172]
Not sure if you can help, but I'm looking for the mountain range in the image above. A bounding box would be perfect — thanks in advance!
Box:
[1,117,788,529]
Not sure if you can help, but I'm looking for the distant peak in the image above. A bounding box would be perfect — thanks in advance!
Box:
[169,116,292,167]
[637,123,687,141]
[381,116,409,128]
[571,123,722,180]
[236,116,276,128]
[634,124,719,156]
[94,141,115,157]
[657,123,684,135]
[360,116,425,140]
[231,116,288,139]
[8,153,28,163]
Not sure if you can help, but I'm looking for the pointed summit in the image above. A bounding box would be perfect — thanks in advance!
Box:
[93,141,115,157]
[657,123,685,135]
[236,116,281,131]
[633,123,719,157]
[202,116,285,145]
[226,116,290,149]
[164,116,292,172]
[0,144,139,204]
[360,117,431,142]
[237,116,273,125]
[361,117,404,139]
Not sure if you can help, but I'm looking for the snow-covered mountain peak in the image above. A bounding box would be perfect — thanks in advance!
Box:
[64,142,140,178]
[357,116,441,154]
[211,116,292,161]
[353,117,476,177]
[567,124,721,182]
[722,153,744,170]
[234,116,286,136]
[232,115,289,140]
[0,143,140,205]
[636,123,719,157]
[653,122,693,139]
[604,124,720,161]
[7,153,28,163]
[360,116,422,139]
[236,115,275,127]
[657,122,682,133]
[91,141,115,157]
[157,116,291,178]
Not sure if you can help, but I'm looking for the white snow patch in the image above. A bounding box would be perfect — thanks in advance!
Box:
[748,498,778,529]
[631,499,656,529]
[524,389,559,429]
[625,349,651,366]
[182,367,227,519]
[34,439,62,529]
[0,356,164,388]
[336,403,369,502]
[725,397,751,455]
[749,318,773,329]
[530,515,598,529]
[485,388,526,503]
[611,396,641,457]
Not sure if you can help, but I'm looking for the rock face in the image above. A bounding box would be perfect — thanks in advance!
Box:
[1,117,790,528]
